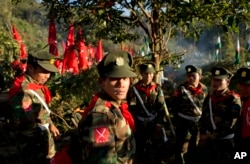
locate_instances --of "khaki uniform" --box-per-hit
[77,51,137,164]
[199,67,241,164]
[172,65,208,164]
[78,92,136,163]
[8,50,59,163]
[129,63,167,164]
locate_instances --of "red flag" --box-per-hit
[61,25,79,74]
[12,25,27,59]
[48,19,59,56]
[77,28,88,71]
[96,40,104,62]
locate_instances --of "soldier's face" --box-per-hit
[101,77,130,100]
[186,73,201,86]
[211,78,229,91]
[141,72,154,85]
[238,83,250,98]
[28,65,51,84]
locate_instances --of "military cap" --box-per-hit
[97,51,137,77]
[185,65,202,75]
[236,67,250,84]
[211,66,233,79]
[28,50,59,72]
[139,63,156,73]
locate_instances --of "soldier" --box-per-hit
[234,67,250,164]
[199,66,241,164]
[8,50,60,163]
[129,63,167,164]
[172,65,208,164]
[77,51,137,163]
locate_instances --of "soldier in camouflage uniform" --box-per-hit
[199,66,241,164]
[129,63,167,164]
[77,51,136,164]
[172,65,208,164]
[233,67,250,164]
[8,51,60,164]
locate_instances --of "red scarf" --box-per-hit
[8,75,52,104]
[241,99,250,138]
[81,94,135,132]
[188,83,203,95]
[135,83,157,97]
[105,101,136,132]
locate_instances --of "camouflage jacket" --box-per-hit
[78,92,136,164]
[172,82,208,117]
[8,74,53,131]
[199,88,241,138]
[129,81,166,125]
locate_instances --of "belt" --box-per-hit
[38,123,49,131]
[220,133,234,139]
[136,113,157,122]
[178,112,201,122]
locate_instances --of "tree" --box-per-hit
[13,0,250,82]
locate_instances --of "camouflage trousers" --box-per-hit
[175,116,200,164]
[17,126,56,163]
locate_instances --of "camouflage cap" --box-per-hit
[185,65,202,75]
[97,51,137,78]
[211,66,233,79]
[236,67,250,84]
[139,63,155,73]
[28,50,59,72]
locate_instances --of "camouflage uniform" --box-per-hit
[172,65,208,164]
[234,67,250,164]
[129,63,167,164]
[77,51,136,164]
[199,67,241,164]
[8,51,59,163]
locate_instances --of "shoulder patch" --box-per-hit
[94,127,110,144]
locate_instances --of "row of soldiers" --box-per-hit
[5,49,250,164]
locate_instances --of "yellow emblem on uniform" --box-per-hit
[116,57,124,66]
[187,68,191,72]
[148,64,152,68]
[215,70,220,75]
[241,71,247,77]
[50,59,55,64]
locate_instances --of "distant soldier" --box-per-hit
[129,63,168,164]
[77,51,136,163]
[8,51,60,164]
[234,67,250,164]
[172,65,208,164]
[199,66,241,164]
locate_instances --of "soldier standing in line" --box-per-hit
[8,50,60,164]
[234,67,250,164]
[129,63,168,164]
[172,65,208,164]
[77,51,137,164]
[199,66,241,164]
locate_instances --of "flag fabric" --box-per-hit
[96,40,104,62]
[234,36,240,64]
[48,19,59,56]
[12,25,27,59]
[216,34,222,49]
[143,36,150,54]
[77,28,88,71]
[246,38,250,52]
[61,25,79,74]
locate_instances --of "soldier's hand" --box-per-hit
[50,124,60,137]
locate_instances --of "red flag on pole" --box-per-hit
[77,28,88,71]
[12,24,27,59]
[61,25,79,74]
[96,40,104,62]
[48,19,59,56]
